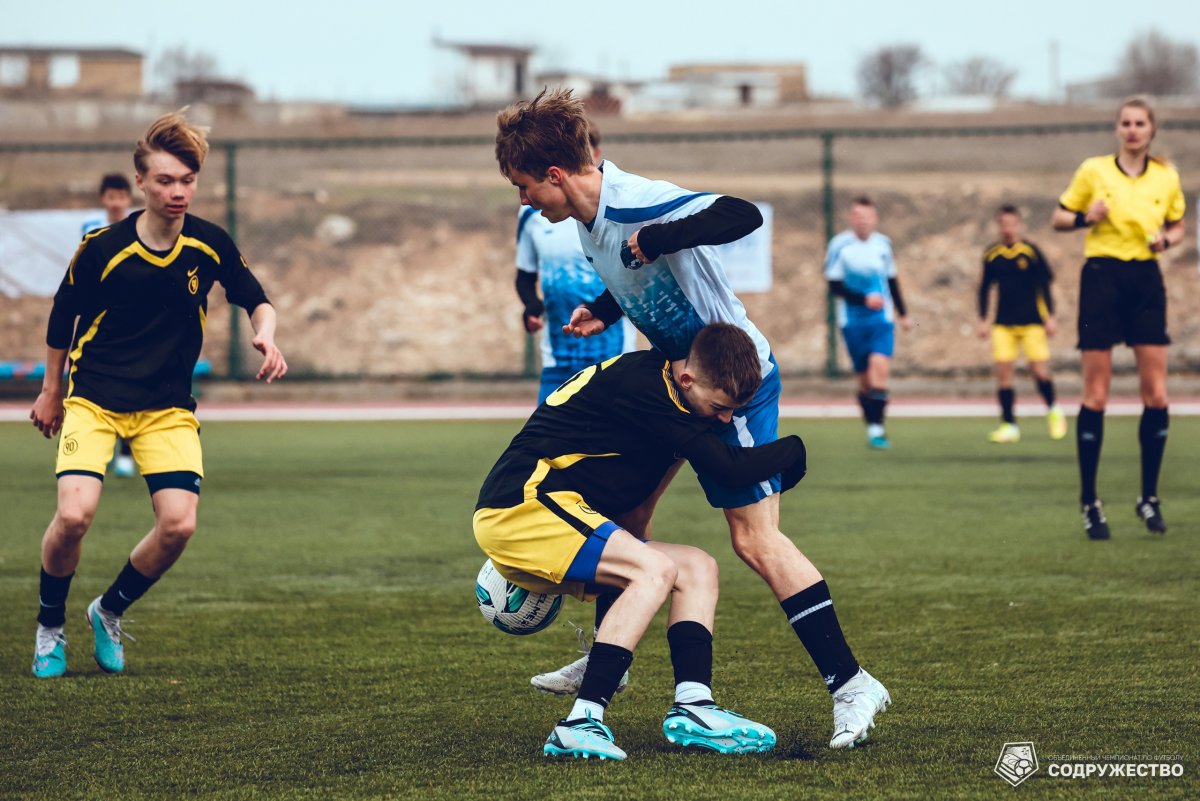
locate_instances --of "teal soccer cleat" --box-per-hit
[86,597,130,674]
[662,702,776,754]
[544,712,627,760]
[32,625,67,678]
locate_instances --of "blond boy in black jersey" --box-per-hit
[30,110,287,678]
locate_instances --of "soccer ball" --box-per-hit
[475,559,562,635]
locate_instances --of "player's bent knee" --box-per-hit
[729,525,785,569]
[52,508,94,542]
[678,548,719,592]
[631,550,677,594]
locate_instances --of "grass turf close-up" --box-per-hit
[0,417,1196,800]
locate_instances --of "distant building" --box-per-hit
[669,62,808,104]
[434,39,534,108]
[175,78,255,106]
[533,71,636,114]
[1064,76,1129,105]
[0,46,142,98]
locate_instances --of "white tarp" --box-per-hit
[0,208,106,298]
[716,202,772,293]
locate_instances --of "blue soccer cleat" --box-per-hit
[32,625,67,678]
[544,711,627,760]
[662,702,776,754]
[868,435,891,450]
[86,597,130,674]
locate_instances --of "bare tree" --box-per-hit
[1116,30,1199,96]
[857,45,925,107]
[152,46,220,94]
[943,57,1017,98]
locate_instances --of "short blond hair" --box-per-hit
[134,108,209,175]
[495,88,594,180]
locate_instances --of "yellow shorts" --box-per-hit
[992,325,1050,363]
[57,396,204,479]
[473,490,619,601]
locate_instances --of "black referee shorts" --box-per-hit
[1077,258,1170,350]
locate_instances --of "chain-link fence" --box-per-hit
[3,121,1199,380]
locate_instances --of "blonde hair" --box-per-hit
[134,108,210,175]
[495,88,594,180]
[1117,94,1168,164]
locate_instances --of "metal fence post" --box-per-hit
[524,333,537,379]
[224,142,242,380]
[821,131,839,378]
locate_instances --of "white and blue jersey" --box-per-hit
[576,161,773,379]
[516,207,624,373]
[824,230,897,328]
[576,161,778,510]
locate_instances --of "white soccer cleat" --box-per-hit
[531,626,629,696]
[830,668,891,749]
[530,654,630,696]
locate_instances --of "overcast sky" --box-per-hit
[7,0,1200,105]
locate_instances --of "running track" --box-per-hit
[4,399,1199,422]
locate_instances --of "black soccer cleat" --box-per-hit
[1082,501,1110,540]
[1134,496,1167,535]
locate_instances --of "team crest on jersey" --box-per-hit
[577,501,599,516]
[1017,256,1029,270]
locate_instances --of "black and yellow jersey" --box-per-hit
[476,350,805,517]
[46,211,269,412]
[979,240,1054,326]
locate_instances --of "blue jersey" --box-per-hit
[516,207,623,370]
[824,230,897,327]
[575,161,773,377]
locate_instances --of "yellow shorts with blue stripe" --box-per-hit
[992,325,1050,363]
[56,396,204,480]
[473,490,620,601]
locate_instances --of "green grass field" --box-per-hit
[0,417,1196,800]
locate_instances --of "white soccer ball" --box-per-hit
[475,559,562,635]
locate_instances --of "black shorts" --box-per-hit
[1077,259,1170,350]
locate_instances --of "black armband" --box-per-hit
[514,270,544,326]
[636,196,763,263]
[583,289,624,327]
[887,277,908,317]
[1074,211,1088,229]
[827,280,867,306]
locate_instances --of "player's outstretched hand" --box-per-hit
[253,335,288,383]
[864,293,886,311]
[562,306,608,338]
[977,320,990,340]
[899,316,914,333]
[1044,316,1057,337]
[30,388,64,439]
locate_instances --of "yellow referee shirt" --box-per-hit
[1059,155,1185,261]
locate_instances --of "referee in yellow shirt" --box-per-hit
[1052,95,1185,540]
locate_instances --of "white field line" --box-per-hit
[3,400,1199,423]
